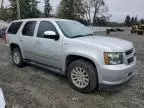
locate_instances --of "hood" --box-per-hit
[73,36,133,52]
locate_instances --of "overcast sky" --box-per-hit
[3,0,144,22]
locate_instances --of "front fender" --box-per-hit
[62,49,103,74]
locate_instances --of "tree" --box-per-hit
[134,17,138,25]
[29,0,41,18]
[56,0,109,26]
[57,0,74,19]
[44,0,52,17]
[0,0,4,19]
[0,0,10,21]
[124,15,131,27]
[83,0,92,25]
[8,0,41,20]
[131,17,135,26]
[0,0,3,8]
[73,0,86,19]
[0,8,9,21]
[57,0,86,20]
[90,0,105,23]
[84,0,109,26]
[107,22,124,27]
[140,19,144,24]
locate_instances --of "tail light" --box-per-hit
[4,34,8,44]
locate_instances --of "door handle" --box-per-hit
[36,41,41,44]
[18,38,23,42]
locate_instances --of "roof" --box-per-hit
[11,18,72,22]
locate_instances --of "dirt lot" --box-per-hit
[0,31,144,108]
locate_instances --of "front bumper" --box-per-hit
[98,57,136,85]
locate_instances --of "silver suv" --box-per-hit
[6,18,136,93]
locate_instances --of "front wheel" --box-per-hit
[67,60,98,93]
[12,48,25,67]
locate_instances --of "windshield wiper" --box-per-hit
[71,33,94,38]
[71,35,86,38]
[86,33,94,36]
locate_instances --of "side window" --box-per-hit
[7,22,23,34]
[37,21,57,38]
[22,21,36,36]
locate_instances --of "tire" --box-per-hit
[137,32,143,35]
[67,59,98,93]
[131,30,133,33]
[12,47,25,67]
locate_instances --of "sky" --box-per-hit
[3,0,144,22]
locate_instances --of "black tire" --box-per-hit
[137,32,143,35]
[131,30,133,33]
[12,47,25,67]
[67,59,98,93]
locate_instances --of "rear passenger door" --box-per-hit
[20,21,37,60]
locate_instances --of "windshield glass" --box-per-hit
[56,21,93,38]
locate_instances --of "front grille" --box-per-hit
[126,48,133,56]
[127,56,134,64]
[125,48,135,64]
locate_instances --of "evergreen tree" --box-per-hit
[57,0,74,19]
[131,17,135,26]
[0,0,4,19]
[9,0,41,20]
[0,0,11,21]
[124,15,131,27]
[140,19,144,24]
[134,17,138,25]
[57,0,86,20]
[44,0,52,17]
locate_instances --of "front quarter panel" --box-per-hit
[62,38,104,75]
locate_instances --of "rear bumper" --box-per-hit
[98,57,136,86]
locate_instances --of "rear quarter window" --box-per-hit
[7,22,23,34]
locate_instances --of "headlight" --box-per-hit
[104,52,123,65]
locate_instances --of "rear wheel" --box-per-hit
[67,59,98,93]
[12,48,25,67]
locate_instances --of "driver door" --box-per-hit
[34,21,63,69]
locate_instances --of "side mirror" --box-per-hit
[44,31,59,40]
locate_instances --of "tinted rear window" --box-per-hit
[8,22,23,34]
[22,21,36,36]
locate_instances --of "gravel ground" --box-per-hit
[0,31,144,108]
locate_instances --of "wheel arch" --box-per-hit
[65,54,97,74]
[10,43,24,58]
[10,43,20,52]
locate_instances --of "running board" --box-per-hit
[24,59,62,74]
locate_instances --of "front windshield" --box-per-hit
[56,21,93,38]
